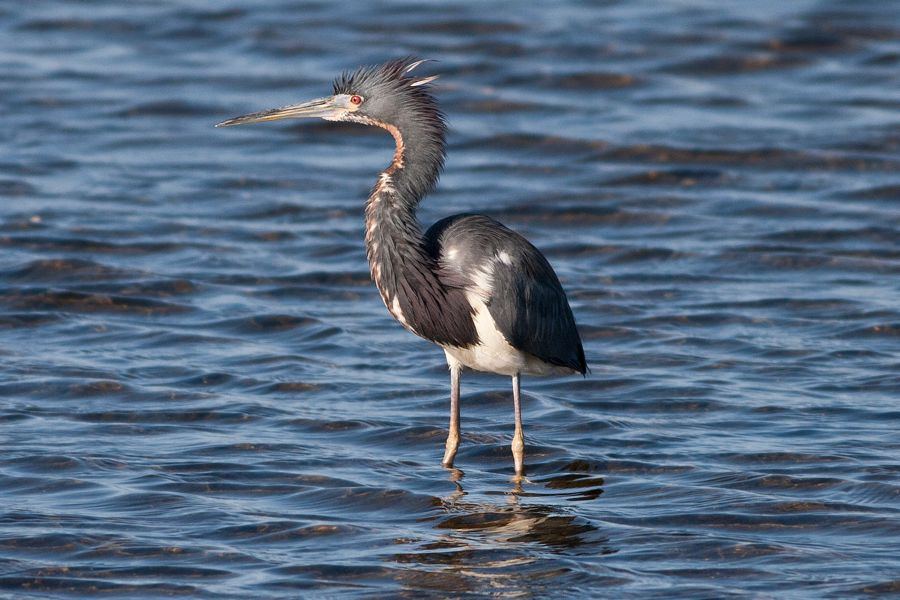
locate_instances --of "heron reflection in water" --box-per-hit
[218,59,586,475]
[391,468,607,595]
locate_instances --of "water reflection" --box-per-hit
[392,467,613,596]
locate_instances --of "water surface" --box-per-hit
[1,1,899,597]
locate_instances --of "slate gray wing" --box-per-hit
[425,213,587,374]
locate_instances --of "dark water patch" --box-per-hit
[786,245,899,262]
[5,454,82,473]
[640,94,749,108]
[210,522,362,544]
[0,312,63,329]
[0,576,197,596]
[865,51,900,65]
[763,226,898,245]
[217,180,309,195]
[599,460,695,476]
[46,379,129,399]
[0,412,33,425]
[849,580,900,595]
[0,216,47,233]
[0,235,190,255]
[247,229,296,243]
[715,247,898,273]
[497,203,674,228]
[74,409,257,425]
[85,278,200,299]
[722,452,849,466]
[3,258,135,283]
[11,564,230,581]
[0,158,79,177]
[2,475,102,497]
[0,179,37,196]
[604,168,727,187]
[0,288,191,315]
[175,371,257,390]
[133,330,242,351]
[690,297,871,320]
[811,374,900,395]
[759,500,877,514]
[840,97,900,110]
[613,511,897,533]
[459,98,541,113]
[211,314,322,335]
[803,10,900,42]
[600,144,900,171]
[363,19,525,35]
[725,473,845,493]
[458,133,605,156]
[17,17,143,34]
[286,417,378,434]
[842,184,900,200]
[182,7,247,21]
[450,40,528,58]
[607,247,690,263]
[837,323,900,338]
[460,162,582,180]
[762,30,855,53]
[254,286,368,302]
[624,311,772,329]
[663,53,810,75]
[0,378,212,404]
[151,478,310,498]
[576,393,724,415]
[505,71,640,90]
[256,381,321,394]
[257,270,372,288]
[294,485,441,517]
[264,563,396,592]
[116,100,220,118]
[69,540,238,563]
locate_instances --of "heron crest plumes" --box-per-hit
[331,58,447,203]
[332,57,441,96]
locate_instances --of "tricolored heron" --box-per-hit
[217,58,586,476]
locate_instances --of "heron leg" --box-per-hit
[441,362,461,468]
[512,372,525,476]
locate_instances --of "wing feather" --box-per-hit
[426,214,586,374]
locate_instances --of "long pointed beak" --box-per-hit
[215,96,341,127]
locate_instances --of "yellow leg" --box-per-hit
[512,373,525,476]
[441,363,461,468]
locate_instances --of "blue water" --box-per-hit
[1,1,899,597]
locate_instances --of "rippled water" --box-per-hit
[2,1,899,597]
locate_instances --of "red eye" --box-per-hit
[350,95,362,105]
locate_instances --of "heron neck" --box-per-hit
[363,121,443,335]
[363,117,444,247]
[373,118,442,208]
[360,118,477,347]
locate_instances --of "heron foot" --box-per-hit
[441,432,460,468]
[512,429,525,476]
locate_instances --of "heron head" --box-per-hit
[216,58,442,130]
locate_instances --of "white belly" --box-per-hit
[441,292,568,377]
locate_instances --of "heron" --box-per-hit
[217,58,586,476]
